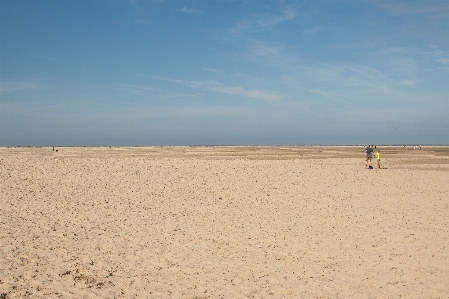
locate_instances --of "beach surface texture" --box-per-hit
[1,146,448,298]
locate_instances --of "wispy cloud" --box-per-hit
[0,81,38,93]
[380,2,449,18]
[181,7,201,14]
[119,84,158,95]
[247,40,285,57]
[302,63,387,88]
[399,80,417,87]
[433,48,449,66]
[302,27,321,36]
[206,85,284,103]
[305,89,346,104]
[152,76,285,103]
[186,80,285,103]
[231,5,296,33]
[119,84,201,99]
[255,6,296,27]
[28,54,58,61]
[284,62,411,106]
[201,67,222,73]
[133,20,151,25]
[436,57,449,65]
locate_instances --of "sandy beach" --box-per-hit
[1,146,448,298]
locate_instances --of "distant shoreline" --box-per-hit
[2,144,449,148]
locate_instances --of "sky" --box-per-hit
[1,0,448,146]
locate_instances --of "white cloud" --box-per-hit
[206,85,284,103]
[434,49,449,64]
[181,7,201,14]
[302,63,387,88]
[134,20,151,25]
[380,2,449,18]
[119,83,201,99]
[151,76,284,103]
[399,80,417,87]
[0,81,38,92]
[248,40,285,57]
[185,80,284,103]
[256,6,296,27]
[201,68,222,73]
[436,58,449,65]
[302,27,320,36]
[231,5,296,33]
[28,54,58,61]
[306,89,346,104]
[122,84,156,91]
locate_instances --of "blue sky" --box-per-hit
[1,0,448,146]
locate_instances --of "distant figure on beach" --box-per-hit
[365,145,373,169]
[375,150,381,169]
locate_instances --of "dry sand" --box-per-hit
[1,146,448,298]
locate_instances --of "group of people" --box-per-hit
[365,145,380,169]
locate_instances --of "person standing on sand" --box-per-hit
[375,150,381,169]
[365,145,373,168]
